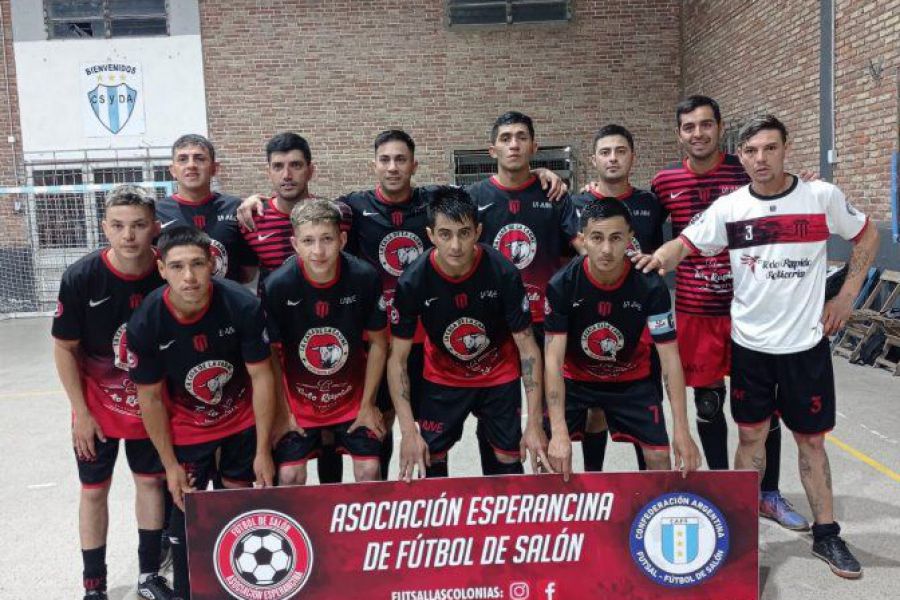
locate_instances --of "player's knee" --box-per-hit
[80,482,111,503]
[353,459,380,482]
[278,464,307,486]
[132,474,165,494]
[793,432,825,452]
[642,448,671,471]
[737,423,769,445]
[494,450,519,465]
[585,408,608,433]
[694,387,725,423]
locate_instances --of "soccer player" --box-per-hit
[128,226,277,599]
[157,134,257,282]
[544,199,701,480]
[638,114,877,578]
[264,200,388,484]
[388,186,546,480]
[53,185,174,600]
[572,123,666,472]
[652,96,801,528]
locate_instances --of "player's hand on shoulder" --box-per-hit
[348,404,386,440]
[632,251,662,274]
[547,434,573,482]
[536,168,568,201]
[580,180,601,194]
[236,193,267,231]
[72,410,106,460]
[798,170,820,182]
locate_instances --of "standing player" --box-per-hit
[265,200,387,484]
[128,226,277,599]
[652,96,801,528]
[544,199,701,479]
[53,186,174,600]
[388,186,546,479]
[639,115,877,578]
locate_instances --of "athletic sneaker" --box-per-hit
[138,574,178,599]
[812,535,862,579]
[83,592,107,600]
[760,490,810,531]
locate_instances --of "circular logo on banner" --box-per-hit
[629,492,730,588]
[493,224,536,269]
[379,231,424,277]
[185,360,234,405]
[112,323,136,371]
[443,317,490,361]
[298,327,349,376]
[210,238,229,278]
[214,509,313,600]
[581,322,624,361]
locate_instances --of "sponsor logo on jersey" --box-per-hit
[185,360,235,405]
[209,238,229,278]
[193,214,206,229]
[378,231,424,277]
[214,509,313,600]
[89,295,111,308]
[193,334,209,352]
[443,317,490,361]
[494,224,537,269]
[112,323,136,371]
[129,293,143,310]
[629,492,730,588]
[454,293,468,310]
[597,301,612,317]
[298,327,349,376]
[314,300,329,319]
[697,188,712,205]
[581,322,624,361]
[391,210,404,228]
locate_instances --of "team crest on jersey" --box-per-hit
[112,323,136,371]
[494,224,537,269]
[209,238,229,278]
[379,231,424,277]
[214,509,313,600]
[627,236,642,256]
[443,317,490,361]
[298,327,349,376]
[54,301,63,318]
[581,322,624,361]
[185,360,234,405]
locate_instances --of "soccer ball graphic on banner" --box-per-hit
[233,530,294,586]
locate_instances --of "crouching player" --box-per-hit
[544,199,701,478]
[264,200,388,483]
[128,226,276,599]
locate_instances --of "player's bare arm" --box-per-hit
[348,327,389,439]
[544,333,572,480]
[54,338,106,460]
[634,236,694,275]
[513,327,549,472]
[268,346,304,443]
[236,193,268,231]
[388,336,429,481]
[137,380,193,510]
[821,221,879,335]
[247,359,277,487]
[656,341,702,477]
[532,168,568,201]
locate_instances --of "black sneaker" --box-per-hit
[138,574,178,599]
[159,531,173,570]
[83,592,108,600]
[812,535,863,579]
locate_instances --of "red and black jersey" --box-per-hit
[393,244,531,387]
[571,186,665,254]
[127,278,270,445]
[52,249,164,439]
[652,153,750,316]
[263,253,386,428]
[544,258,676,382]
[467,175,579,323]
[341,186,435,335]
[156,192,257,281]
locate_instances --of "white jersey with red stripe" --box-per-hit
[680,176,867,354]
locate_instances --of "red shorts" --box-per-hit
[676,312,731,387]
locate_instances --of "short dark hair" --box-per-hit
[579,198,633,231]
[426,186,478,229]
[157,225,212,260]
[491,111,535,142]
[374,129,415,155]
[675,95,722,127]
[172,134,216,162]
[737,114,788,146]
[266,132,311,164]
[592,124,634,152]
[103,184,156,216]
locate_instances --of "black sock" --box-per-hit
[82,545,107,593]
[378,430,394,480]
[695,387,729,470]
[812,521,840,541]
[162,488,173,531]
[168,508,190,598]
[581,431,608,472]
[634,443,647,470]
[317,443,344,484]
[138,528,163,576]
[426,461,448,478]
[492,460,525,475]
[477,421,502,475]
[760,415,782,492]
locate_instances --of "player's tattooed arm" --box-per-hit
[513,328,550,473]
[656,341,702,476]
[544,332,572,480]
[54,338,106,460]
[137,381,193,510]
[822,221,879,335]
[388,337,429,481]
[349,328,388,439]
[247,359,277,487]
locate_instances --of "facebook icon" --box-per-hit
[544,582,556,599]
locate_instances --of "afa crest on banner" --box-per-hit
[81,62,146,136]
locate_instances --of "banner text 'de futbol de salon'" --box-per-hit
[186,471,758,600]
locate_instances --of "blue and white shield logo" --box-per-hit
[661,517,699,564]
[87,83,137,134]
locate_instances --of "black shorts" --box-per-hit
[76,437,164,486]
[560,377,669,450]
[730,337,835,435]
[274,420,382,464]
[174,426,257,489]
[532,322,545,354]
[418,379,522,459]
[377,343,426,414]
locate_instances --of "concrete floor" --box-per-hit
[1,316,898,599]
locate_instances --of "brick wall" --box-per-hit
[199,0,683,198]
[0,0,26,248]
